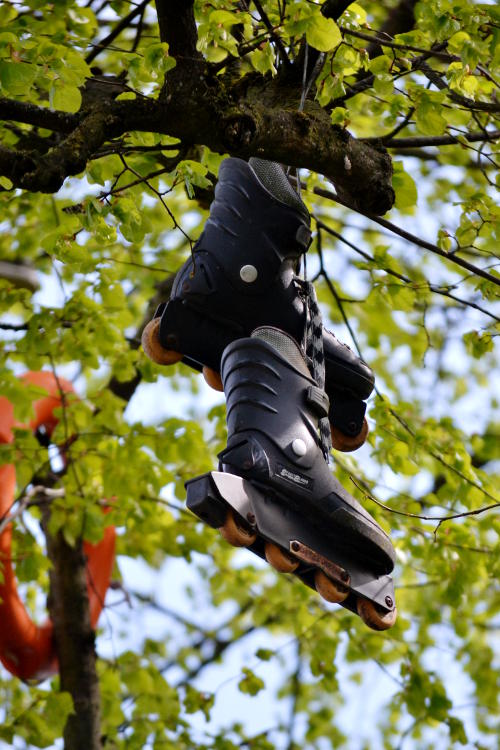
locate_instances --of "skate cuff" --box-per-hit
[305,385,329,418]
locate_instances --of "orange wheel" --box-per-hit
[141,318,183,366]
[357,598,397,631]
[314,570,349,603]
[331,418,369,453]
[265,542,299,573]
[219,510,256,547]
[202,366,223,392]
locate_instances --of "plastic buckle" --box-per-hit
[306,385,329,418]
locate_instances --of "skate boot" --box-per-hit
[142,157,373,451]
[185,327,397,631]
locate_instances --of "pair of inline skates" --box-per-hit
[142,158,397,631]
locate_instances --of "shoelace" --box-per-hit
[303,280,332,461]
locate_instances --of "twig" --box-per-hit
[379,129,500,149]
[85,0,150,65]
[340,26,456,61]
[317,219,500,321]
[252,0,291,68]
[350,477,500,524]
[307,183,500,289]
[0,486,65,535]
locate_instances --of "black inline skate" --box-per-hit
[142,157,373,452]
[186,327,397,631]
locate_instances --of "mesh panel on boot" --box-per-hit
[252,327,311,378]
[249,158,309,218]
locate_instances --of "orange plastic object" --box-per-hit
[0,372,116,682]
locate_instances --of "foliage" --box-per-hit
[0,1,499,749]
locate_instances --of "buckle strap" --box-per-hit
[306,385,329,419]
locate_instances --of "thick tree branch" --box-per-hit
[0,99,78,132]
[0,74,395,211]
[0,0,395,211]
[0,107,120,193]
[154,0,201,60]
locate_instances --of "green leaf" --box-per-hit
[0,4,17,25]
[255,648,274,661]
[0,61,36,95]
[183,685,214,720]
[305,15,341,52]
[238,667,265,696]
[447,717,468,744]
[463,331,494,358]
[52,84,82,113]
[144,42,176,76]
[392,162,418,210]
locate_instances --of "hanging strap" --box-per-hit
[302,280,332,460]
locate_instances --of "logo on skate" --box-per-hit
[276,463,312,489]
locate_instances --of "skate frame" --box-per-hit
[186,471,396,617]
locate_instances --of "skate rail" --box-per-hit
[187,471,396,626]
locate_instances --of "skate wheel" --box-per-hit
[202,366,223,392]
[314,570,349,604]
[141,318,183,366]
[357,598,397,631]
[264,542,299,573]
[331,418,369,453]
[219,510,257,548]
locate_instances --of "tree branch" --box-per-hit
[340,26,456,61]
[307,183,500,288]
[316,220,500,321]
[419,60,500,113]
[85,0,151,65]
[351,477,500,523]
[252,0,291,69]
[1,75,396,212]
[0,261,39,292]
[154,0,201,60]
[382,129,500,149]
[0,98,78,132]
[361,0,418,59]
[44,529,102,750]
[0,106,120,193]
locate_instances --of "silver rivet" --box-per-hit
[291,438,307,456]
[240,264,258,283]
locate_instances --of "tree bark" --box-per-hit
[45,527,102,750]
[0,0,396,214]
